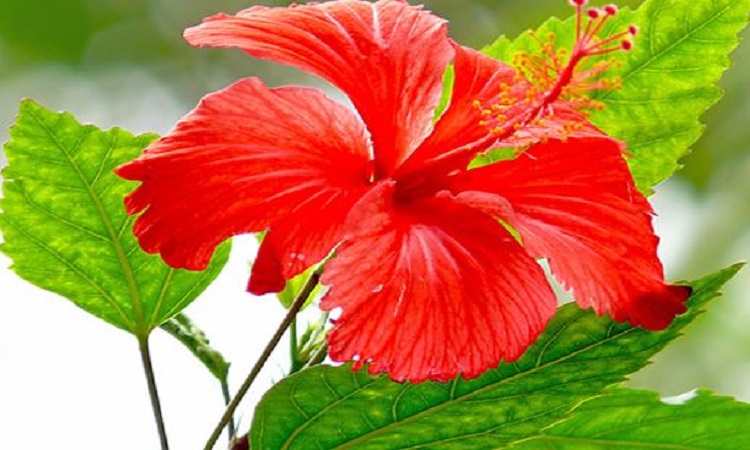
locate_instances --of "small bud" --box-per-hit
[569,0,588,6]
[587,8,601,19]
[621,40,633,50]
[628,25,639,36]
[604,5,618,15]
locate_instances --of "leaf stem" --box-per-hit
[202,266,323,450]
[138,336,170,450]
[290,315,300,373]
[302,342,329,371]
[221,377,236,443]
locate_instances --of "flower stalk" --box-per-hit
[220,378,236,443]
[202,265,324,450]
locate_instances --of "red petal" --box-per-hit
[398,44,516,178]
[116,78,370,271]
[320,183,556,383]
[248,189,360,295]
[450,137,690,330]
[184,0,453,177]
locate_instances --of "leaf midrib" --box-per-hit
[28,106,148,337]
[281,310,665,449]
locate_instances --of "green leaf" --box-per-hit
[468,147,517,168]
[484,0,750,194]
[160,313,230,382]
[0,100,229,338]
[591,0,750,194]
[481,33,513,61]
[512,388,750,449]
[249,265,742,450]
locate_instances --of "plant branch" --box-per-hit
[202,266,323,450]
[138,335,170,450]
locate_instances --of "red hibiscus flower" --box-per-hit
[116,0,690,383]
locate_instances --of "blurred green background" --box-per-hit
[0,0,747,401]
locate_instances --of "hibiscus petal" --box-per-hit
[248,190,360,295]
[398,44,516,178]
[184,0,453,177]
[116,78,370,272]
[320,182,556,383]
[450,137,690,330]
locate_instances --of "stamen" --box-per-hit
[476,1,637,146]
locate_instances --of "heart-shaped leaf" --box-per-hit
[0,100,229,338]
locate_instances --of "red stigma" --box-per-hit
[573,0,637,58]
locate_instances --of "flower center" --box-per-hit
[477,0,637,146]
[394,1,636,205]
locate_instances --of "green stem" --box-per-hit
[302,311,330,371]
[202,266,323,450]
[290,316,300,373]
[138,336,170,450]
[302,343,329,370]
[221,378,236,443]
